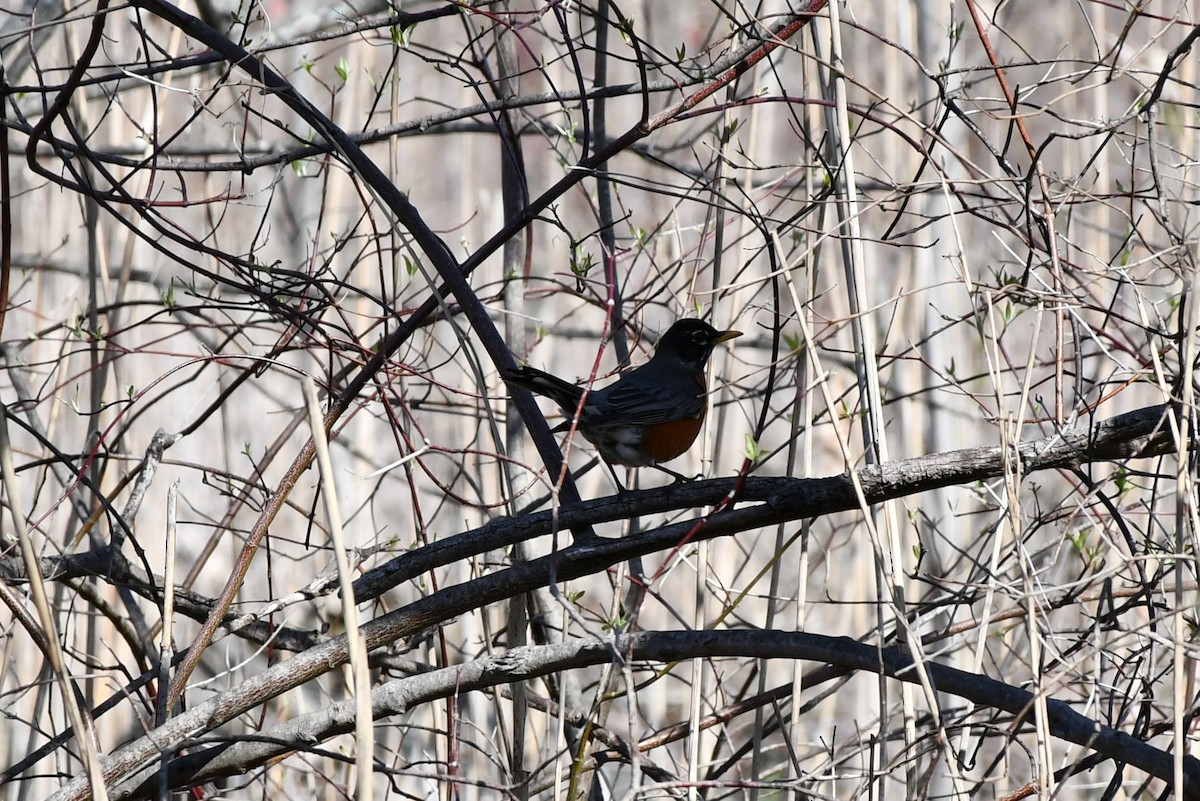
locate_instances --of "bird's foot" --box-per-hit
[651,464,695,483]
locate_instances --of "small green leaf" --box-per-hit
[618,16,634,46]
[555,117,577,143]
[744,433,763,463]
[67,384,81,414]
[1113,466,1130,496]
[602,612,628,632]
[570,248,593,277]
[335,56,350,83]
[392,22,417,47]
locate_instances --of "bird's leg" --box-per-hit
[649,464,697,483]
[604,460,631,493]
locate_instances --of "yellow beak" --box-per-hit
[712,329,743,344]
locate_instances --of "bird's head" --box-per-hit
[653,318,742,369]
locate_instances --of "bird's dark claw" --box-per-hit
[650,464,694,483]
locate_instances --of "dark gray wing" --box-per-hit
[590,364,704,426]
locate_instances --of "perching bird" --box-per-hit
[503,318,741,481]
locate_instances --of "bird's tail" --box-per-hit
[502,366,585,413]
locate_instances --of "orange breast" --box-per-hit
[637,414,705,463]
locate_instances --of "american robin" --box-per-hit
[503,318,742,481]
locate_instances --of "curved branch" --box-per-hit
[353,402,1177,600]
[115,630,1199,799]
